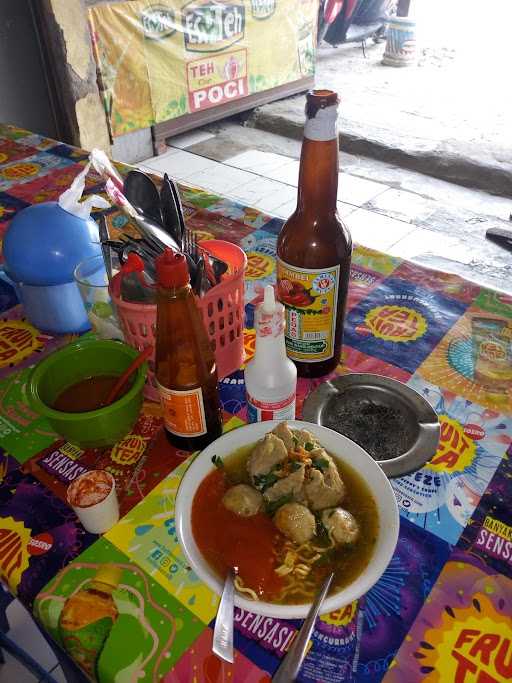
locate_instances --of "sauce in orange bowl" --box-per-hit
[192,468,284,599]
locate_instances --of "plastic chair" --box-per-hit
[0,630,58,682]
[0,584,59,682]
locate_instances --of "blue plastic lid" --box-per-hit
[3,202,101,286]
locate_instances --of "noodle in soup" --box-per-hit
[191,422,379,605]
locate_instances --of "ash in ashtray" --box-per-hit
[323,399,414,461]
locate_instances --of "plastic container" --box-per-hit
[26,338,147,448]
[2,202,101,334]
[245,285,297,422]
[110,240,247,401]
[67,470,120,534]
[382,16,417,67]
[74,255,123,340]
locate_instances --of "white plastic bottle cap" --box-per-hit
[262,284,276,314]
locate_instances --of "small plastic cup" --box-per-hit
[74,255,123,340]
[67,470,119,534]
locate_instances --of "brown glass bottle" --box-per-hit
[155,250,223,451]
[277,90,352,378]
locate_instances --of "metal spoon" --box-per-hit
[161,173,185,249]
[98,215,113,284]
[212,567,236,663]
[272,572,334,682]
[132,213,180,253]
[124,170,163,226]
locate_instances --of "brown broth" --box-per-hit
[194,443,379,604]
[52,375,130,413]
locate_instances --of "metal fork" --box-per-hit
[183,226,199,263]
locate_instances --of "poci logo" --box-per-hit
[182,0,245,52]
[141,4,176,39]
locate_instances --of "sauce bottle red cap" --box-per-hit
[156,249,190,287]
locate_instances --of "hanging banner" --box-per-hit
[88,0,317,137]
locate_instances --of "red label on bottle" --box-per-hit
[246,393,296,423]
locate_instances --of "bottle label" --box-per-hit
[255,299,285,338]
[304,104,338,141]
[247,393,296,423]
[277,259,340,363]
[156,384,207,437]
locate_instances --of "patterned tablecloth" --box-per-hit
[0,124,511,683]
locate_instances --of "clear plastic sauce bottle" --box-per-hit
[245,285,297,422]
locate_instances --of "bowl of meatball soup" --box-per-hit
[175,420,399,619]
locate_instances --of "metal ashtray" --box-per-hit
[302,373,440,478]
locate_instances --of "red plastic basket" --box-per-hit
[110,240,247,401]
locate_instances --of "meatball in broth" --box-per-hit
[322,508,360,545]
[222,484,263,517]
[274,503,316,544]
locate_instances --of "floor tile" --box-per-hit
[224,150,293,175]
[137,147,180,168]
[0,651,38,682]
[141,149,218,178]
[337,201,357,218]
[345,208,415,251]
[136,163,160,177]
[190,165,256,194]
[273,198,297,219]
[338,174,388,206]
[265,159,300,185]
[388,228,467,261]
[6,599,58,673]
[167,130,215,150]
[251,185,298,213]
[228,176,286,205]
[365,187,438,223]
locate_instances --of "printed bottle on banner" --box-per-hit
[245,284,297,422]
[155,249,222,451]
[58,565,121,676]
[277,89,352,378]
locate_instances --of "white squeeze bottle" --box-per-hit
[245,284,297,422]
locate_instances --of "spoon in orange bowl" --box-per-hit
[273,572,334,682]
[213,567,237,663]
[104,345,153,406]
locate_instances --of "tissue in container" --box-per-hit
[472,315,512,391]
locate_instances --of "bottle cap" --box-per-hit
[121,252,145,274]
[255,285,285,338]
[305,90,339,118]
[262,284,276,314]
[156,249,190,287]
[93,565,122,588]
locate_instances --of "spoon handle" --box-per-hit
[212,568,236,664]
[104,345,153,405]
[272,572,334,682]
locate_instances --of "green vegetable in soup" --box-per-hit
[211,455,224,469]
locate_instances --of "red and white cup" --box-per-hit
[67,470,119,534]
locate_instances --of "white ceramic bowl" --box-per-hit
[175,420,399,620]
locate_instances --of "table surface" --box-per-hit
[0,124,511,683]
